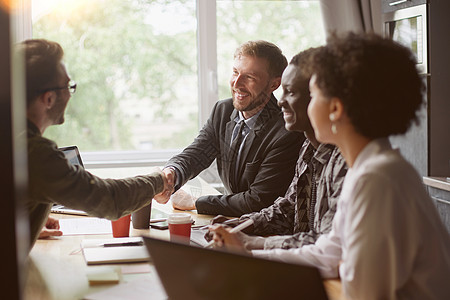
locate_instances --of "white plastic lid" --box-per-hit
[167,213,192,224]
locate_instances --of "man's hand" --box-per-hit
[208,223,265,250]
[38,216,63,239]
[154,168,175,204]
[171,189,197,210]
[208,224,250,254]
[204,215,239,241]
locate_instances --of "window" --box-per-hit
[216,0,325,100]
[32,0,198,152]
[29,0,324,164]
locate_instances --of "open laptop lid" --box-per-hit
[59,145,84,168]
[51,145,87,215]
[143,236,329,300]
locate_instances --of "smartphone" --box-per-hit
[150,221,169,230]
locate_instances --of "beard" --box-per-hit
[232,82,271,112]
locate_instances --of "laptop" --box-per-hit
[60,145,84,167]
[51,146,88,215]
[143,236,329,300]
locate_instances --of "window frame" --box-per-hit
[18,0,323,169]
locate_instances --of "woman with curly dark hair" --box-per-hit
[304,32,450,299]
[212,33,450,299]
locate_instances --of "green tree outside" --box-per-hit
[33,0,324,152]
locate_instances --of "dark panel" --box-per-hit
[428,0,450,176]
[1,6,28,300]
[0,6,21,300]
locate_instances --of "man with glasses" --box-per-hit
[20,39,172,250]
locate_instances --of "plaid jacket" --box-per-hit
[241,140,347,249]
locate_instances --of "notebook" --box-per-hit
[143,236,329,300]
[82,237,149,265]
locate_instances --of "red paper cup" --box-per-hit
[168,213,192,243]
[111,215,131,237]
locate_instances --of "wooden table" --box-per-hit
[24,177,345,300]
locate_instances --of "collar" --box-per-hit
[301,139,337,166]
[233,110,261,131]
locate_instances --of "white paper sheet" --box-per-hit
[59,217,113,235]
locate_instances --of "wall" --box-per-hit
[428,0,450,176]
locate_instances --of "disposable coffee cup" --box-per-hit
[168,213,192,243]
[132,203,151,229]
[111,214,131,237]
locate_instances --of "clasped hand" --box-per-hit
[153,168,175,204]
[206,217,265,252]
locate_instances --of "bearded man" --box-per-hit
[156,40,303,217]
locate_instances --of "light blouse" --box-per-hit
[253,138,450,299]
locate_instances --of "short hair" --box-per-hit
[311,32,424,138]
[289,46,322,103]
[16,39,64,107]
[234,40,288,78]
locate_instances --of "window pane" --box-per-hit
[32,0,198,151]
[217,0,325,100]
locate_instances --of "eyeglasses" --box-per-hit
[42,81,77,95]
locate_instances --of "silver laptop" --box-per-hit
[51,146,88,215]
[143,236,329,300]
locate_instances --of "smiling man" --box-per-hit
[210,47,348,250]
[158,40,303,217]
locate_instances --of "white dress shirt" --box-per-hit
[253,138,450,299]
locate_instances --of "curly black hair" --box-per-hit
[311,32,424,138]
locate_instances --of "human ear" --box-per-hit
[40,91,57,110]
[269,77,282,92]
[328,97,344,121]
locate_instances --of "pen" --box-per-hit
[103,241,144,247]
[205,218,254,249]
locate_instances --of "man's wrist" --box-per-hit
[164,166,180,188]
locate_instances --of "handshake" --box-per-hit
[153,168,198,211]
[153,168,176,204]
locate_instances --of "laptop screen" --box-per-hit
[52,145,87,215]
[59,145,84,168]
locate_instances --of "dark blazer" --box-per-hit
[167,95,304,217]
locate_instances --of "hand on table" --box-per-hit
[38,216,63,239]
[171,189,197,210]
[154,168,175,204]
[208,224,258,253]
[204,215,239,241]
